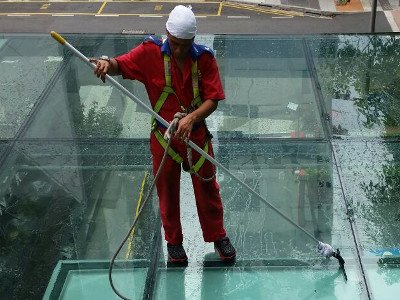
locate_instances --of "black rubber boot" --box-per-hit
[167,243,188,262]
[214,237,236,260]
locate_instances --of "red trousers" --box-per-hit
[150,127,226,245]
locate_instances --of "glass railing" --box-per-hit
[0,33,399,300]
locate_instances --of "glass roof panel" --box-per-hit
[19,34,326,140]
[208,35,324,139]
[0,35,64,138]
[310,35,400,138]
[155,265,364,299]
[0,140,157,299]
[1,33,400,300]
[153,141,366,299]
[332,139,400,299]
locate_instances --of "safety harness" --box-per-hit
[149,38,212,174]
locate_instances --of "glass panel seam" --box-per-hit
[142,217,162,300]
[304,38,372,299]
[331,142,373,300]
[302,39,331,140]
[16,53,72,140]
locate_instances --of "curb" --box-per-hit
[225,1,373,17]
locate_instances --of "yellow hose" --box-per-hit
[125,172,148,259]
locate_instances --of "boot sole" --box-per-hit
[215,247,236,260]
[168,255,188,263]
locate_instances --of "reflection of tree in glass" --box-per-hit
[315,36,400,135]
[377,258,400,286]
[0,170,76,300]
[316,36,400,250]
[73,101,123,137]
[359,164,400,247]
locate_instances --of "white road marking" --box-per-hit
[95,14,119,17]
[227,16,250,19]
[139,15,163,18]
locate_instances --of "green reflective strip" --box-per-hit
[192,96,202,108]
[153,130,183,164]
[153,55,174,113]
[191,60,201,109]
[165,75,171,87]
[163,86,174,93]
[193,87,199,100]
[154,86,174,113]
[191,60,199,96]
[154,92,168,113]
[189,140,209,173]
[164,54,171,86]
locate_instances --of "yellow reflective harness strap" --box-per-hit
[191,60,203,110]
[188,139,209,173]
[151,50,208,173]
[153,86,173,114]
[191,60,199,97]
[153,129,183,164]
[151,55,174,135]
[164,54,172,87]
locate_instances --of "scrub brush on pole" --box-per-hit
[317,241,347,281]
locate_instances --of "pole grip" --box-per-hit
[50,31,66,45]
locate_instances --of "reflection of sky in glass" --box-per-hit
[1,34,400,300]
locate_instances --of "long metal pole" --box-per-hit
[50,31,319,244]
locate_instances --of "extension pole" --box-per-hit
[50,31,319,244]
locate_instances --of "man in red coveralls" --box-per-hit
[90,5,236,262]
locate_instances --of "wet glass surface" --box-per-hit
[215,141,334,258]
[365,263,400,300]
[42,261,149,300]
[0,140,157,299]
[0,141,8,159]
[155,265,361,300]
[1,33,400,300]
[332,139,400,297]
[0,35,64,138]
[215,36,324,139]
[310,35,400,138]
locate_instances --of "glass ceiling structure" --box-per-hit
[1,33,400,300]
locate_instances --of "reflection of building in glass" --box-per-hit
[214,37,323,139]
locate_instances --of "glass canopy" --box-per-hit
[0,33,399,300]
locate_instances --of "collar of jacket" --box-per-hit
[161,38,214,61]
